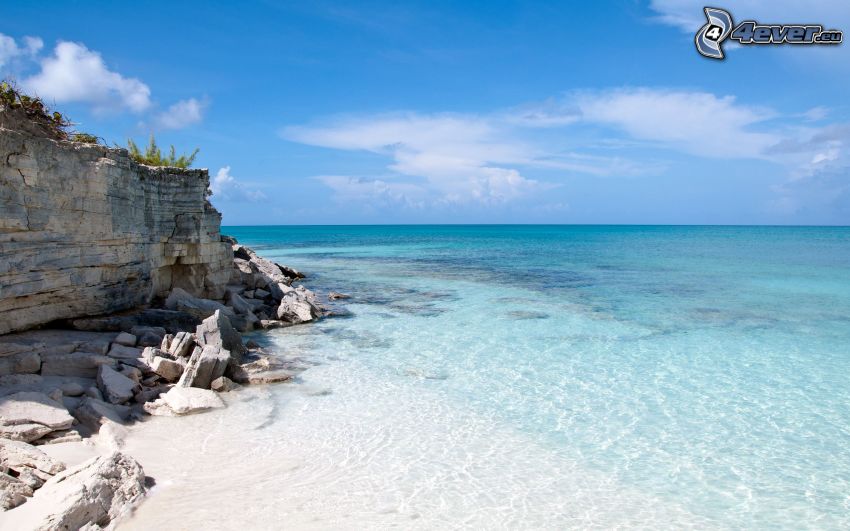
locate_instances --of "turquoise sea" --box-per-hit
[126,225,850,529]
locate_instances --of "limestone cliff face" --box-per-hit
[0,112,232,335]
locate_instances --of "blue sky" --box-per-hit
[1,1,848,225]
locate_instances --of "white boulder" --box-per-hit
[151,357,183,383]
[167,331,195,358]
[145,387,224,416]
[0,392,75,443]
[7,452,145,529]
[96,366,138,405]
[276,293,317,324]
[0,472,32,510]
[178,345,230,389]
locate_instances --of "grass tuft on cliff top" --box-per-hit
[127,135,199,169]
[1,80,101,143]
[1,80,72,138]
[2,80,200,168]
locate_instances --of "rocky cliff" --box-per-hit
[0,109,232,335]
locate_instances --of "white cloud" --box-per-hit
[810,145,839,166]
[573,88,778,158]
[210,166,267,202]
[573,88,850,216]
[282,90,783,205]
[0,33,42,69]
[0,34,207,126]
[533,152,667,177]
[500,99,580,128]
[23,41,151,112]
[801,106,829,122]
[155,97,207,129]
[763,123,850,217]
[284,113,548,205]
[285,87,850,216]
[317,175,428,207]
[769,168,850,219]
[284,88,780,206]
[648,0,713,31]
[22,37,44,56]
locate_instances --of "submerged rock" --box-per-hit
[259,319,287,330]
[245,339,260,349]
[324,306,354,319]
[228,352,296,385]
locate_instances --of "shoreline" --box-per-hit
[112,295,712,530]
[0,105,349,528]
[0,238,344,529]
[5,223,850,528]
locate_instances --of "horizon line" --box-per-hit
[221,223,850,228]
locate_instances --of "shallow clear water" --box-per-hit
[123,225,850,530]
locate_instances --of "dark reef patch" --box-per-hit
[505,310,550,320]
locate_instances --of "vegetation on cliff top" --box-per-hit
[2,80,103,144]
[127,135,199,169]
[70,132,100,144]
[1,80,73,139]
[3,80,200,168]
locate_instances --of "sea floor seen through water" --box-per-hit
[121,225,850,530]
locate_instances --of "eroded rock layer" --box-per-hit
[0,112,232,334]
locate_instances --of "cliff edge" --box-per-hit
[0,106,232,335]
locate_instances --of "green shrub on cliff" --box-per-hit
[0,80,72,138]
[71,132,100,144]
[2,81,200,161]
[2,80,105,145]
[127,135,199,168]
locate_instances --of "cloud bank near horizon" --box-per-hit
[282,87,847,215]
